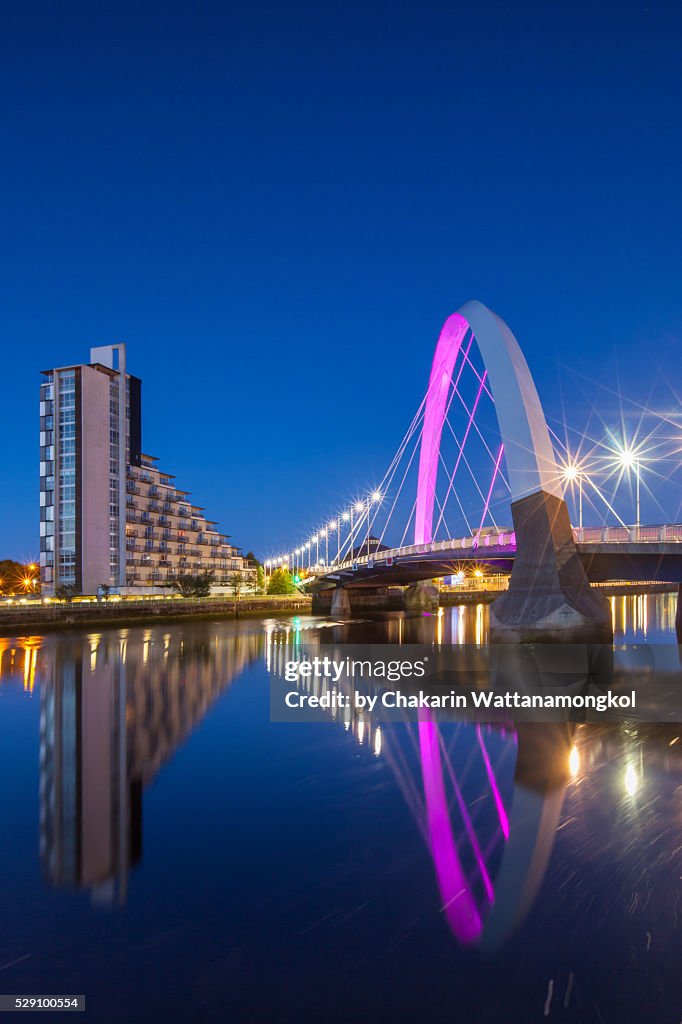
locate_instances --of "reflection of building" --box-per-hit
[40,640,139,905]
[38,627,260,905]
[39,344,250,595]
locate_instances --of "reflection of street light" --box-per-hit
[562,461,584,530]
[569,745,580,777]
[624,762,639,796]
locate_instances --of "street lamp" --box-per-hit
[320,526,328,566]
[562,462,584,531]
[341,510,350,563]
[365,491,382,557]
[328,519,339,565]
[618,448,641,528]
[351,502,364,562]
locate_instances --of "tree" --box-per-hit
[55,583,79,603]
[169,570,215,598]
[244,550,261,568]
[228,571,248,601]
[98,584,112,602]
[254,565,265,595]
[267,568,296,595]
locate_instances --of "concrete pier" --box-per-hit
[489,490,612,643]
[403,581,439,613]
[330,587,352,617]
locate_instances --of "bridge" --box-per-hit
[268,300,682,640]
[305,524,682,590]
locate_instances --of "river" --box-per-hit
[0,593,680,1022]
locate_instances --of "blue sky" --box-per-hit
[2,1,681,560]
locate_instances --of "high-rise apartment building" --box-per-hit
[40,344,250,595]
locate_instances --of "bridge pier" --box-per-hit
[676,585,682,645]
[404,581,439,613]
[489,490,612,643]
[330,587,352,617]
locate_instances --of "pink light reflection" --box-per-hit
[417,710,483,943]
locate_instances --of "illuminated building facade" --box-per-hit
[40,344,250,594]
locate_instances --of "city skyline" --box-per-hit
[2,2,682,560]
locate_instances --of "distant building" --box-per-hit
[40,344,251,595]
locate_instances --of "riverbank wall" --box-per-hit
[0,595,312,634]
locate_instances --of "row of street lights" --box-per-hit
[265,444,646,578]
[265,490,383,580]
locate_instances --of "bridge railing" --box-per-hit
[301,524,682,580]
[573,525,682,544]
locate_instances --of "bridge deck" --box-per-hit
[304,525,682,588]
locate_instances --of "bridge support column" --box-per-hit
[676,585,682,645]
[331,587,352,617]
[404,581,439,613]
[490,490,612,643]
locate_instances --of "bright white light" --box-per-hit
[563,463,580,482]
[354,501,365,513]
[312,534,319,543]
[328,520,337,531]
[624,763,639,796]
[371,490,382,503]
[620,449,637,470]
[569,745,580,776]
[341,511,350,522]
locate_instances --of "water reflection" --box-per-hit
[265,594,682,951]
[21,628,261,904]
[0,592,679,961]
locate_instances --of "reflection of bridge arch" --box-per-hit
[418,718,572,948]
[415,300,561,546]
[266,626,572,949]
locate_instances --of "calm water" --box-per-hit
[1,594,681,1023]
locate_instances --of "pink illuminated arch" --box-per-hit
[414,300,562,545]
[416,302,562,943]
